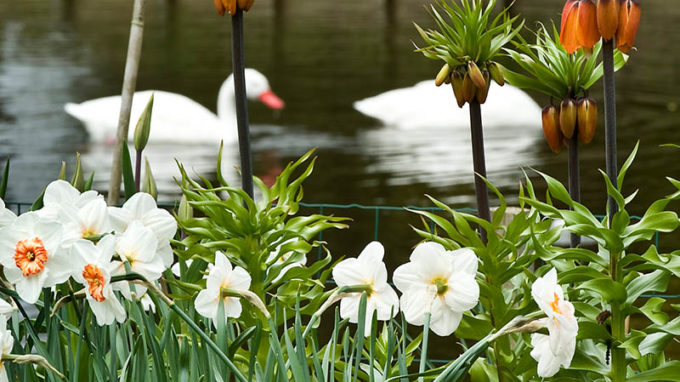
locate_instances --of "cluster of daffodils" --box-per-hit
[0,180,177,325]
[541,97,597,153]
[560,0,640,54]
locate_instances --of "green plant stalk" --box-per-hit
[603,39,618,217]
[135,148,142,192]
[418,312,431,382]
[568,135,581,247]
[610,250,625,381]
[469,100,490,243]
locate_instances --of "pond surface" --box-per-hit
[2,0,680,361]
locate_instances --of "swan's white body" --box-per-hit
[65,69,283,144]
[353,80,540,129]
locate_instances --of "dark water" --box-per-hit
[2,0,680,361]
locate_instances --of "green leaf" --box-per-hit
[626,361,680,382]
[578,279,627,303]
[625,270,670,304]
[638,297,669,326]
[122,142,136,200]
[0,158,8,199]
[618,329,646,359]
[638,333,673,357]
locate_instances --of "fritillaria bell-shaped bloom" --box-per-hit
[542,105,564,153]
[616,0,641,54]
[213,0,254,16]
[332,242,399,337]
[560,0,599,54]
[530,268,578,378]
[596,0,620,40]
[393,242,479,337]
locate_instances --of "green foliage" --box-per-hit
[505,24,627,99]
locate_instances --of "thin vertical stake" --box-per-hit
[231,9,254,198]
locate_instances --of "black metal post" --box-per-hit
[231,9,254,199]
[469,101,490,243]
[603,39,617,219]
[568,135,581,247]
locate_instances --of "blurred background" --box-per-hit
[1,0,679,259]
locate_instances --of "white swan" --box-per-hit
[353,80,540,129]
[65,69,284,144]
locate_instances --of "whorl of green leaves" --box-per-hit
[174,146,349,318]
[414,0,523,67]
[504,24,627,99]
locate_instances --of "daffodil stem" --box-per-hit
[134,148,142,192]
[108,0,147,205]
[231,9,254,199]
[603,39,618,220]
[468,100,490,243]
[568,135,581,247]
[418,312,431,382]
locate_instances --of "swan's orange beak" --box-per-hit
[259,89,285,110]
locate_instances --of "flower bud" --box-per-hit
[597,0,620,41]
[134,94,154,153]
[542,106,564,153]
[237,0,254,12]
[435,64,451,87]
[462,72,477,104]
[451,71,466,108]
[58,161,67,180]
[71,153,84,192]
[577,0,600,50]
[178,194,193,222]
[577,98,597,144]
[616,0,640,54]
[559,98,577,139]
[488,62,505,86]
[214,0,254,16]
[467,61,486,89]
[560,0,581,53]
[141,157,157,200]
[475,70,491,104]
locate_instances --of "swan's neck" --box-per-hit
[217,77,236,122]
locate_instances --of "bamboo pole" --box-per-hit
[107,0,147,205]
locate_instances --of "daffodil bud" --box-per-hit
[141,157,157,200]
[134,94,154,153]
[559,98,577,139]
[596,0,620,41]
[71,153,84,192]
[467,61,486,89]
[178,194,193,221]
[577,98,597,144]
[542,105,564,153]
[475,70,491,104]
[488,62,505,86]
[435,64,451,87]
[58,161,67,180]
[462,72,477,103]
[451,71,466,108]
[616,0,640,54]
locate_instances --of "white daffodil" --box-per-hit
[71,236,126,325]
[530,268,578,378]
[0,212,70,303]
[140,293,156,313]
[194,252,251,324]
[0,198,16,228]
[108,192,177,267]
[265,239,307,283]
[393,242,479,336]
[59,198,112,248]
[38,180,101,220]
[111,221,165,299]
[0,315,13,382]
[332,241,399,337]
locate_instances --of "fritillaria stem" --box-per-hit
[603,39,618,219]
[231,9,254,199]
[468,101,490,243]
[108,0,147,205]
[568,135,581,247]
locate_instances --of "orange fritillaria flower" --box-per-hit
[560,0,599,54]
[596,0,620,40]
[616,0,641,53]
[213,0,254,16]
